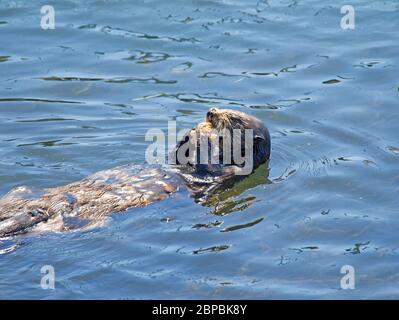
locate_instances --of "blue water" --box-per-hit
[0,0,398,299]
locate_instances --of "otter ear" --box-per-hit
[254,133,265,141]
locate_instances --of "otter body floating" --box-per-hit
[0,108,270,238]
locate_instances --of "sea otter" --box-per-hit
[0,108,270,238]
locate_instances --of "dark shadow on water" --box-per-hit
[204,162,271,217]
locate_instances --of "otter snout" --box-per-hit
[206,108,218,123]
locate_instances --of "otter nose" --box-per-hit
[206,108,218,122]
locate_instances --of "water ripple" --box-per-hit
[36,76,177,84]
[221,217,264,233]
[0,98,83,104]
[76,24,201,43]
[193,244,230,255]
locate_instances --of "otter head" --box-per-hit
[206,107,252,131]
[172,108,270,177]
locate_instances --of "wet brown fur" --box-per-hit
[0,166,182,236]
